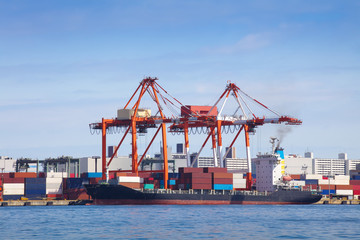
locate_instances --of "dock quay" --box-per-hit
[315,198,360,205]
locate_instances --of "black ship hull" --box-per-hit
[84,184,322,205]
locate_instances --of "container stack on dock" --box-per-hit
[351,180,360,196]
[2,172,35,200]
[46,172,65,199]
[25,178,46,200]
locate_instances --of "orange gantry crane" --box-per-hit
[169,82,301,189]
[90,78,301,190]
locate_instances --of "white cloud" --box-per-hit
[212,33,271,54]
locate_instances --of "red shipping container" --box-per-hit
[191,183,212,190]
[186,178,212,184]
[115,172,137,177]
[353,190,360,195]
[119,182,141,188]
[350,180,360,185]
[322,176,328,180]
[212,173,233,179]
[352,185,360,190]
[0,173,10,178]
[179,167,204,174]
[70,173,75,178]
[138,173,152,178]
[47,194,63,199]
[336,185,353,190]
[319,184,335,190]
[183,172,212,179]
[203,167,227,173]
[3,177,25,183]
[10,172,37,178]
[212,178,233,184]
[304,184,318,190]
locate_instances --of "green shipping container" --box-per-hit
[144,184,154,189]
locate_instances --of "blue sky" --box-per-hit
[0,0,359,160]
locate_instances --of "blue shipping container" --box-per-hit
[2,195,23,200]
[305,179,319,185]
[354,175,360,180]
[83,172,103,178]
[25,178,46,196]
[213,184,233,190]
[26,189,46,195]
[321,190,335,195]
[161,180,176,185]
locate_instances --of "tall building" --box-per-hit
[225,147,236,158]
[313,158,346,176]
[108,146,118,158]
[224,158,248,172]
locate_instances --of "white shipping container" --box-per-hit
[118,176,141,183]
[117,109,151,120]
[233,183,247,189]
[46,189,63,194]
[233,173,244,179]
[3,183,24,195]
[46,172,67,178]
[46,178,63,183]
[335,175,350,181]
[233,179,246,184]
[305,174,323,180]
[336,190,353,196]
[318,179,337,185]
[291,180,306,186]
[46,178,62,194]
[333,180,350,185]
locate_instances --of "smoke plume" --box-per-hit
[277,126,292,148]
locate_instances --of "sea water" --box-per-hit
[1,205,359,239]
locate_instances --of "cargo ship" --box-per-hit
[84,143,322,205]
[84,184,322,205]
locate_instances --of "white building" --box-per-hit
[284,155,313,175]
[346,159,360,175]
